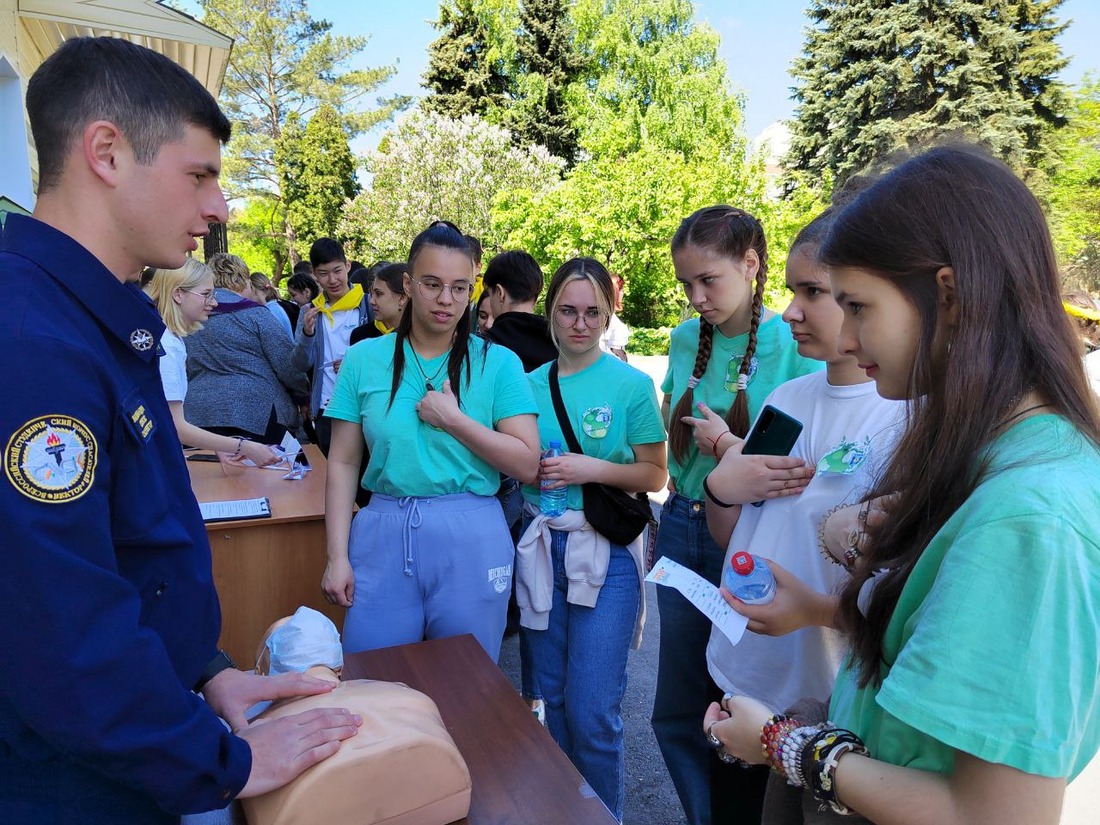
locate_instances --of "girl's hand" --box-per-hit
[321,558,355,607]
[722,559,837,635]
[707,441,813,504]
[703,694,773,765]
[416,379,461,429]
[538,452,601,488]
[681,401,735,457]
[239,440,283,467]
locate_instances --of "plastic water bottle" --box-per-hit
[539,440,567,517]
[724,552,776,604]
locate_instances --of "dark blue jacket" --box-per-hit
[0,214,250,822]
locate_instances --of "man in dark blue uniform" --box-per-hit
[0,37,360,823]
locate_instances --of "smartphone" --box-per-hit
[742,405,803,457]
[186,453,221,463]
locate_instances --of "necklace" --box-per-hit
[407,339,450,391]
[996,402,1049,432]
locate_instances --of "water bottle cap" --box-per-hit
[730,552,755,575]
[549,440,562,449]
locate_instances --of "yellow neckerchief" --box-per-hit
[374,318,393,335]
[1064,301,1100,322]
[313,284,364,326]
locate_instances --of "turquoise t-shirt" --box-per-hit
[522,353,666,511]
[830,415,1100,781]
[325,335,537,497]
[661,314,821,500]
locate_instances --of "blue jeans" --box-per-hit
[651,494,728,825]
[524,528,640,822]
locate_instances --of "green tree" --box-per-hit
[1047,76,1100,291]
[568,0,742,162]
[338,110,564,263]
[787,0,1070,190]
[227,196,291,279]
[277,104,361,250]
[508,0,585,164]
[200,0,409,259]
[423,0,513,119]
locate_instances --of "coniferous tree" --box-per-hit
[510,0,585,164]
[786,0,1070,190]
[278,105,361,248]
[423,0,511,118]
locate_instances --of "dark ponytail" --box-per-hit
[667,206,769,464]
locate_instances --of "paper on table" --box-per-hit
[645,556,748,646]
[199,496,271,523]
[237,431,303,470]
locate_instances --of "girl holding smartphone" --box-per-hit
[707,146,1100,825]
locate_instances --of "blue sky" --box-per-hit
[182,0,1099,150]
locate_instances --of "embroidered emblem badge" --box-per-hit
[5,415,98,503]
[129,329,154,351]
[582,404,613,439]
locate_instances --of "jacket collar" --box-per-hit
[2,213,165,362]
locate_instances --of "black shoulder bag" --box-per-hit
[548,362,653,546]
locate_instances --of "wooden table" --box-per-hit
[343,635,618,825]
[187,445,343,665]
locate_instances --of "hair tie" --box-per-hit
[736,373,749,392]
[687,375,700,390]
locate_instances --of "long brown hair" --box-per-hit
[821,145,1100,687]
[668,206,768,463]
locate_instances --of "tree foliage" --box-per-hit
[1047,76,1100,291]
[200,0,409,261]
[422,0,513,119]
[277,104,361,250]
[338,111,564,263]
[787,0,1070,190]
[227,196,289,280]
[507,0,585,164]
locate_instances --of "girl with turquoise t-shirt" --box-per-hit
[652,206,821,825]
[707,146,1100,825]
[515,258,666,820]
[321,222,540,662]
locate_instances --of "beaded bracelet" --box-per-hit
[759,714,800,774]
[779,724,826,786]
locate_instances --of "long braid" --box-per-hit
[724,266,767,438]
[668,320,715,463]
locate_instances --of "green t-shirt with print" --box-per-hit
[830,415,1100,781]
[661,314,821,500]
[326,335,537,497]
[523,353,666,511]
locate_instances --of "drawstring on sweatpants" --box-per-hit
[398,496,424,575]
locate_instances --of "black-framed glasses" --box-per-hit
[412,276,472,302]
[554,306,605,328]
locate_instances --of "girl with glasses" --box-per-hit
[322,222,540,661]
[708,145,1100,825]
[145,259,283,466]
[515,257,667,820]
[652,206,822,825]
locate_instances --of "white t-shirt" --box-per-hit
[706,371,906,712]
[600,313,630,353]
[1085,349,1100,400]
[158,328,188,403]
[319,307,359,408]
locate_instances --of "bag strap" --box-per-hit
[548,361,585,455]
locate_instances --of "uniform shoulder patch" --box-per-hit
[5,415,98,503]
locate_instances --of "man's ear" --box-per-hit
[935,266,958,329]
[83,120,126,187]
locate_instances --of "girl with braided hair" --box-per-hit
[652,206,821,825]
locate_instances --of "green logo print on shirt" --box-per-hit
[582,405,613,439]
[817,437,872,476]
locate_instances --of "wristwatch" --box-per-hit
[194,649,237,693]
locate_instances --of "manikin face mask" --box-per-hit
[259,606,343,675]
